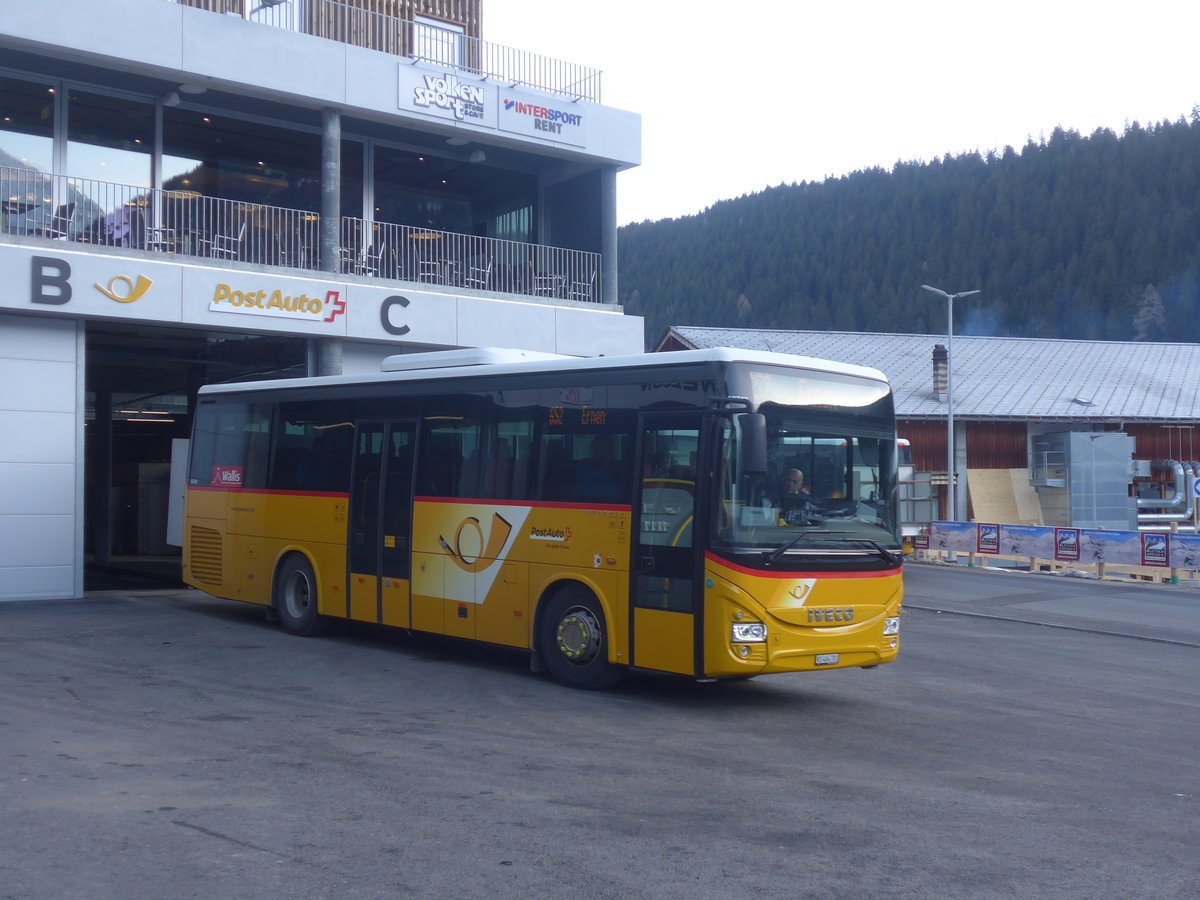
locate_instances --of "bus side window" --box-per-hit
[188,403,219,486]
[539,441,574,501]
[272,402,353,493]
[189,402,269,488]
[419,427,474,497]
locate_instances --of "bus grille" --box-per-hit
[189,526,223,585]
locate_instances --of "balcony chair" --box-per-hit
[339,242,378,276]
[532,269,566,298]
[41,202,75,240]
[198,220,246,260]
[566,268,597,302]
[462,256,493,290]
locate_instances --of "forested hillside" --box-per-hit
[617,115,1200,347]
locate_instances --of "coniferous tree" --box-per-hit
[620,116,1200,347]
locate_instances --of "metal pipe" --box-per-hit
[1136,460,1187,509]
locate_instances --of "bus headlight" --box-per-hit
[883,617,900,636]
[731,622,767,643]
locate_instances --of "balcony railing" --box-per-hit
[170,0,601,101]
[0,166,318,267]
[1,165,604,303]
[340,217,601,301]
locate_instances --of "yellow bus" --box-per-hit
[183,347,902,689]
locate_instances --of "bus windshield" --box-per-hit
[715,366,900,559]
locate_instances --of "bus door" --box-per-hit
[631,413,704,675]
[348,419,417,627]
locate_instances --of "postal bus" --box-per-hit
[182,347,903,689]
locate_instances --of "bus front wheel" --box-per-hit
[539,587,623,690]
[274,554,331,637]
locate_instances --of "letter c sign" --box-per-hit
[380,294,411,335]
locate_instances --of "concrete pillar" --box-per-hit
[91,390,112,565]
[600,167,618,305]
[317,109,343,377]
[318,339,342,377]
[320,108,341,275]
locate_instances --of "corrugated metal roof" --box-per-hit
[663,327,1200,422]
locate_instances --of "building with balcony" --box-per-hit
[0,0,643,599]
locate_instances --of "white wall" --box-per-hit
[0,313,83,601]
[4,0,641,167]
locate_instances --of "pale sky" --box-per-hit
[486,0,1200,225]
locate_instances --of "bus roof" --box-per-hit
[196,347,890,396]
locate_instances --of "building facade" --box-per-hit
[0,0,643,600]
[659,327,1200,526]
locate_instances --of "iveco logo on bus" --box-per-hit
[807,607,855,624]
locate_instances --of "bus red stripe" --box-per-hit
[414,496,630,511]
[189,486,349,498]
[187,486,629,511]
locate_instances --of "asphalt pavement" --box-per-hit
[1,566,1198,899]
[904,559,1200,646]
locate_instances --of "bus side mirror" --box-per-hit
[739,414,767,474]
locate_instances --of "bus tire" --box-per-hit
[538,586,623,690]
[274,554,331,637]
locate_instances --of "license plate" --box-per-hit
[814,653,840,666]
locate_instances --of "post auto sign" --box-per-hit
[209,282,346,323]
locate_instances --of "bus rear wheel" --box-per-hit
[274,554,331,637]
[539,587,623,690]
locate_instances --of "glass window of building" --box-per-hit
[414,16,465,67]
[374,145,470,232]
[341,139,363,219]
[161,108,321,211]
[0,76,56,236]
[66,90,155,241]
[67,90,154,188]
[0,75,54,174]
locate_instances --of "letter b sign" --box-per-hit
[31,256,72,305]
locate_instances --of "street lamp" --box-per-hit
[921,284,981,522]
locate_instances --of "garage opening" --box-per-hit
[85,322,306,590]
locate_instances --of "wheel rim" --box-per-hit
[554,605,602,666]
[282,569,312,620]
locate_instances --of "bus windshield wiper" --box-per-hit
[764,530,855,565]
[851,539,902,567]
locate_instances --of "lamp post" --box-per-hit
[921,284,980,522]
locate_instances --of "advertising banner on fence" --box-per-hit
[929,522,1200,570]
[1054,528,1080,561]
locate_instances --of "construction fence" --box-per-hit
[916,521,1200,582]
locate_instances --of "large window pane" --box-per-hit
[162,108,320,210]
[341,138,363,219]
[67,90,153,187]
[0,76,56,236]
[0,75,54,174]
[374,145,470,231]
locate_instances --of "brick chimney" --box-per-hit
[932,344,947,400]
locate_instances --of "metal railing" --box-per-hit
[2,166,605,303]
[0,166,318,267]
[339,216,602,302]
[171,0,601,101]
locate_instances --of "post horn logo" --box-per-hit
[789,582,814,602]
[439,512,513,573]
[94,274,152,303]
